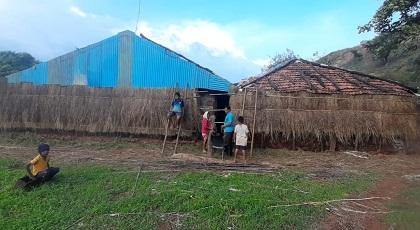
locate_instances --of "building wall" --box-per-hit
[6,31,231,92]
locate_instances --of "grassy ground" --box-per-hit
[0,158,374,230]
[387,182,420,230]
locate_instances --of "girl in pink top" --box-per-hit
[201,111,211,153]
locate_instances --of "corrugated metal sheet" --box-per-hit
[132,33,230,91]
[6,62,48,85]
[5,30,231,92]
[118,31,133,87]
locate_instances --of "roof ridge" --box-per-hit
[241,58,298,88]
[299,59,414,93]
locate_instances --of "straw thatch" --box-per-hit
[0,83,196,135]
[230,90,417,147]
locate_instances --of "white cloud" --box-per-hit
[252,58,271,68]
[0,1,376,83]
[115,19,261,81]
[0,1,125,60]
[69,6,87,18]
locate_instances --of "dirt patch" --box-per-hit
[110,191,131,201]
[158,213,190,230]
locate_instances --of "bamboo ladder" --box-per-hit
[161,87,188,156]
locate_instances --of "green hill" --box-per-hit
[318,41,420,91]
[0,51,38,78]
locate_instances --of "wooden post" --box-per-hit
[240,88,247,116]
[329,134,337,152]
[161,88,177,156]
[250,89,258,157]
[193,89,200,143]
[161,119,170,156]
[292,132,296,150]
[207,131,213,157]
[354,135,359,151]
[173,123,182,155]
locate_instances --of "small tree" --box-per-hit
[262,49,299,72]
[359,0,420,61]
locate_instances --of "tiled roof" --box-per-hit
[242,59,414,96]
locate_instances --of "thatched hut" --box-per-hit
[230,59,417,151]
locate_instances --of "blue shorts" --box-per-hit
[168,111,182,119]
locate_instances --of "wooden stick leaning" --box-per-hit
[250,89,258,157]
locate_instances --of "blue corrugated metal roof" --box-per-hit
[5,30,231,92]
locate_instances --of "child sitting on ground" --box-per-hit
[16,144,60,189]
[233,116,250,163]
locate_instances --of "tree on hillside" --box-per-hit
[262,49,299,72]
[0,51,38,77]
[359,0,420,61]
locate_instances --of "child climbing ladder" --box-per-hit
[161,91,185,156]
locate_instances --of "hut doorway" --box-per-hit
[196,89,230,149]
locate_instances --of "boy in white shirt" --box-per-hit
[233,116,249,163]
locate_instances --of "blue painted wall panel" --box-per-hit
[132,33,230,91]
[6,31,231,92]
[6,62,48,85]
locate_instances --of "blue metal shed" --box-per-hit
[6,30,231,92]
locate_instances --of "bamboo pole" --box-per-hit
[250,89,258,157]
[161,88,177,156]
[240,88,247,116]
[173,123,182,155]
[161,120,170,156]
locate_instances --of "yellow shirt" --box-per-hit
[30,154,49,175]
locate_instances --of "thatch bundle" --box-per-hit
[230,90,417,147]
[0,83,195,135]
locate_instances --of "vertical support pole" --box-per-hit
[292,132,296,150]
[250,89,258,157]
[193,89,200,143]
[329,134,337,152]
[173,123,182,155]
[240,88,247,116]
[207,127,213,157]
[161,121,170,156]
[354,135,359,151]
[161,88,176,156]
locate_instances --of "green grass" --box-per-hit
[386,182,420,230]
[0,158,373,229]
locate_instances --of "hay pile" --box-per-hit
[230,90,417,147]
[0,83,195,135]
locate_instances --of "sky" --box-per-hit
[0,0,382,82]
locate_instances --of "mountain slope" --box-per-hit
[0,51,38,78]
[318,42,420,90]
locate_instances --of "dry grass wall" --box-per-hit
[230,90,417,148]
[0,82,196,135]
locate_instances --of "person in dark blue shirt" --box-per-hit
[167,92,185,128]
